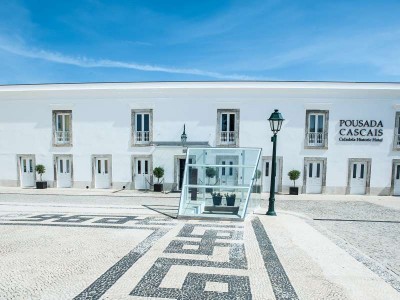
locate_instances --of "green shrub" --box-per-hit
[35,164,46,181]
[153,167,164,183]
[288,169,301,187]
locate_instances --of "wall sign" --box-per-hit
[338,120,383,142]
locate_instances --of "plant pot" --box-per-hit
[252,185,261,193]
[154,183,163,192]
[289,187,299,195]
[212,196,222,206]
[226,196,236,206]
[36,181,47,189]
[205,187,213,194]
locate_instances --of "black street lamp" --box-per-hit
[181,124,187,149]
[266,109,284,216]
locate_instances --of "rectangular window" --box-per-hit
[229,161,233,176]
[145,160,148,174]
[309,163,313,177]
[132,110,152,145]
[229,114,235,131]
[222,161,226,176]
[66,159,70,173]
[217,110,239,146]
[360,164,364,179]
[265,162,269,176]
[397,165,400,180]
[53,111,72,146]
[98,160,101,174]
[29,160,33,172]
[353,164,357,178]
[104,160,108,174]
[138,160,141,174]
[221,114,228,132]
[316,163,321,178]
[23,159,27,173]
[60,159,64,173]
[306,110,328,148]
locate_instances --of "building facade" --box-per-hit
[1,81,400,195]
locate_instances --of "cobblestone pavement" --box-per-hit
[276,200,400,292]
[0,195,399,299]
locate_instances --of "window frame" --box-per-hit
[131,109,153,146]
[52,110,72,147]
[304,110,329,149]
[393,112,400,150]
[216,109,240,147]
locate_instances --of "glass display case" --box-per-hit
[178,147,262,220]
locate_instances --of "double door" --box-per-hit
[262,159,280,193]
[19,155,35,187]
[305,160,323,194]
[134,157,151,190]
[55,156,72,188]
[349,162,367,194]
[217,156,239,186]
[94,157,111,189]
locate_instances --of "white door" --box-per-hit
[56,156,72,188]
[393,163,400,196]
[350,162,367,194]
[134,158,150,190]
[306,161,323,194]
[262,160,279,192]
[19,156,35,187]
[94,158,111,189]
[218,158,238,186]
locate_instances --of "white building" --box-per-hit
[1,81,400,195]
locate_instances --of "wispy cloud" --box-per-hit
[0,38,263,80]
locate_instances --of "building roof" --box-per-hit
[1,81,400,92]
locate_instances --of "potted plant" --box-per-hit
[205,167,216,193]
[211,192,222,206]
[153,167,164,192]
[288,169,301,195]
[225,193,236,206]
[252,169,262,193]
[35,164,47,189]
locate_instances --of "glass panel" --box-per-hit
[64,114,71,131]
[136,114,142,132]
[60,159,63,173]
[221,114,228,132]
[396,165,400,180]
[316,163,321,178]
[222,161,226,176]
[98,160,101,174]
[144,114,149,131]
[104,160,108,174]
[360,164,364,179]
[309,163,313,178]
[398,117,400,134]
[137,160,141,174]
[265,162,269,176]
[309,114,316,132]
[23,159,26,173]
[317,115,324,133]
[229,114,235,131]
[353,164,357,179]
[145,160,148,174]
[66,159,70,173]
[57,114,63,131]
[29,160,33,172]
[178,148,262,220]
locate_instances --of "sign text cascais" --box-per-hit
[338,120,383,142]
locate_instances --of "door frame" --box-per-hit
[390,159,400,195]
[262,156,283,193]
[346,158,371,195]
[302,157,327,194]
[174,154,187,191]
[91,154,112,188]
[132,154,153,190]
[53,154,73,188]
[16,154,36,187]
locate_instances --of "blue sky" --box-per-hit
[0,0,400,83]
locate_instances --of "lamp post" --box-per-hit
[181,124,187,152]
[266,109,284,216]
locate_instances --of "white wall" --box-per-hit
[0,82,399,194]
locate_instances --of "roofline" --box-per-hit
[1,80,400,92]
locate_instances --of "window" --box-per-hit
[53,111,72,146]
[217,109,239,146]
[393,112,400,149]
[305,110,328,148]
[132,109,153,146]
